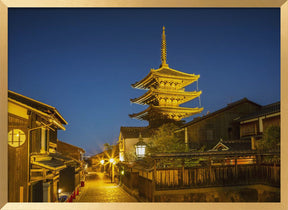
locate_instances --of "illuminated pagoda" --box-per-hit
[130,27,203,127]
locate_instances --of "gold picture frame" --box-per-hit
[0,0,287,209]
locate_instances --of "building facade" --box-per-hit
[238,101,280,149]
[118,127,152,162]
[56,140,86,197]
[8,90,85,202]
[8,90,68,202]
[179,98,261,150]
[57,140,85,162]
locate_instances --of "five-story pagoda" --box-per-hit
[130,27,203,127]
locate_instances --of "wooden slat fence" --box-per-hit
[153,164,280,190]
[122,172,139,189]
[138,176,154,201]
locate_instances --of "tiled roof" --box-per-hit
[220,140,251,152]
[120,126,152,139]
[209,140,251,152]
[131,67,199,90]
[238,101,280,122]
[33,158,66,171]
[180,98,261,128]
[57,140,85,153]
[156,68,198,78]
[38,159,65,168]
[49,152,74,162]
[8,90,67,125]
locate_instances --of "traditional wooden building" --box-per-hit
[208,139,255,165]
[118,127,152,162]
[129,27,203,127]
[238,101,280,149]
[209,139,251,152]
[55,140,85,196]
[57,140,85,162]
[8,90,67,202]
[178,98,261,150]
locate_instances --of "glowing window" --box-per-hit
[8,129,26,147]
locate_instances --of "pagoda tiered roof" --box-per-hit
[129,105,203,121]
[131,66,200,90]
[129,26,203,124]
[131,88,202,106]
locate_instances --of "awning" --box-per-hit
[50,152,81,168]
[50,152,74,162]
[32,156,66,171]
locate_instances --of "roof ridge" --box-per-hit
[222,140,251,143]
[261,101,280,108]
[155,67,197,76]
[237,101,280,122]
[120,126,149,129]
[57,139,85,153]
[181,98,261,128]
[8,90,68,125]
[8,90,56,109]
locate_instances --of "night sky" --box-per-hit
[8,8,280,155]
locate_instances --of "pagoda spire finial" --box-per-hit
[161,26,168,68]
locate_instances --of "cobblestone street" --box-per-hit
[75,172,137,202]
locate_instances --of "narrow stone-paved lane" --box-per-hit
[75,172,137,202]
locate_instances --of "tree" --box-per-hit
[103,143,113,151]
[124,150,137,162]
[257,125,280,151]
[147,123,185,154]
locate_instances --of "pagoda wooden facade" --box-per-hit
[130,27,203,126]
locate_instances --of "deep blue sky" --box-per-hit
[8,8,280,155]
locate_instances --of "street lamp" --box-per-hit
[119,155,124,162]
[135,133,147,159]
[57,188,62,202]
[109,158,115,183]
[100,159,105,172]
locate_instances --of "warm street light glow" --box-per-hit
[109,158,114,163]
[136,146,146,158]
[121,170,124,175]
[135,133,147,158]
[58,189,62,194]
[100,159,105,165]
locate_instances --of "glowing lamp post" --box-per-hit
[109,158,114,164]
[135,133,147,159]
[109,158,116,183]
[100,159,105,172]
